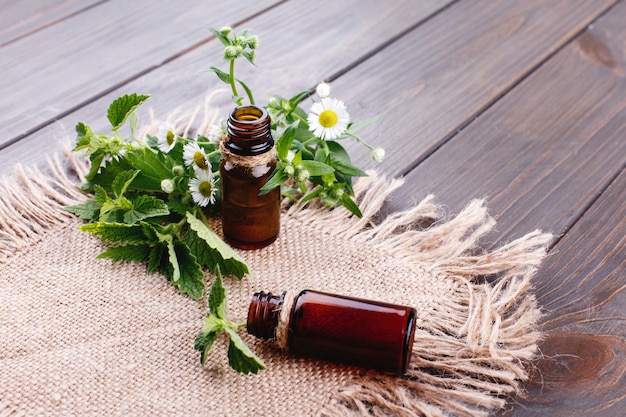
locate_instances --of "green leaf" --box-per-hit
[288,89,312,108]
[300,160,335,176]
[97,244,151,262]
[161,239,205,300]
[208,27,232,47]
[112,170,140,198]
[326,141,351,163]
[236,78,255,104]
[330,158,368,177]
[74,122,95,151]
[208,267,227,319]
[65,199,101,221]
[194,330,220,366]
[124,148,175,192]
[79,222,148,243]
[184,212,250,279]
[123,195,170,224]
[340,193,363,218]
[276,125,297,160]
[259,166,288,195]
[107,93,150,131]
[147,244,166,273]
[225,328,266,374]
[201,66,231,83]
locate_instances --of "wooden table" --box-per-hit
[1,1,624,415]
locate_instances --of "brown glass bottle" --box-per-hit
[247,290,417,374]
[220,105,280,249]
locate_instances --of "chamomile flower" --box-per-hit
[307,97,350,140]
[156,122,178,153]
[189,169,216,207]
[183,142,210,170]
[207,123,226,145]
[315,82,331,98]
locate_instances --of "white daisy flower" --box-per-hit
[207,123,226,145]
[156,122,178,153]
[315,82,331,98]
[189,169,216,207]
[307,97,350,140]
[183,142,210,170]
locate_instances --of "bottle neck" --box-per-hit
[247,291,285,340]
[226,105,274,156]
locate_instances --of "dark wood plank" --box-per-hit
[384,0,626,245]
[0,0,452,175]
[507,169,626,416]
[0,0,104,46]
[0,0,280,149]
[327,0,618,176]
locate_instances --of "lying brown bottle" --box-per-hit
[247,290,416,374]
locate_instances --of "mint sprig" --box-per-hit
[195,268,266,373]
[66,95,250,300]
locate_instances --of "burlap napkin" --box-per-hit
[0,155,551,417]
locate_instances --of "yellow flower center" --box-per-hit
[166,130,176,145]
[198,181,213,197]
[318,109,338,128]
[193,151,209,169]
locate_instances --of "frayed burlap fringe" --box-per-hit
[284,174,551,417]
[0,149,551,417]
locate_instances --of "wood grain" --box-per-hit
[0,0,104,46]
[386,0,626,245]
[0,0,452,175]
[326,0,618,176]
[0,0,280,149]
[506,169,626,416]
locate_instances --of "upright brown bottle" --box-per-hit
[220,105,280,249]
[247,290,417,374]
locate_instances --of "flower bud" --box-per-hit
[371,147,386,163]
[296,169,310,183]
[219,26,233,36]
[316,82,331,98]
[330,188,344,199]
[224,45,240,59]
[268,96,280,109]
[284,165,295,177]
[246,35,259,49]
[172,165,185,176]
[160,179,175,194]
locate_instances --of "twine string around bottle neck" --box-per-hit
[220,139,276,169]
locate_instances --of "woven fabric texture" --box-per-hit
[0,157,552,417]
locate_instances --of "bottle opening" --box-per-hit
[232,105,265,122]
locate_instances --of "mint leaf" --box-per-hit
[147,244,165,273]
[123,195,170,224]
[194,330,220,366]
[107,93,150,131]
[65,199,101,221]
[124,148,175,192]
[97,244,151,262]
[330,158,368,177]
[225,328,266,374]
[184,212,250,279]
[79,222,148,243]
[161,240,205,300]
[208,267,226,319]
[112,170,140,198]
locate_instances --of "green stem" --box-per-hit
[345,131,374,150]
[229,60,240,104]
